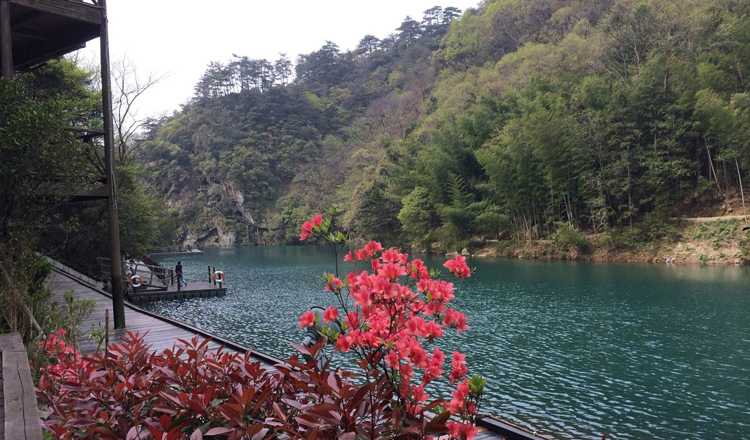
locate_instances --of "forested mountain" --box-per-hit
[140,0,750,253]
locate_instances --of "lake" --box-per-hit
[150,246,750,440]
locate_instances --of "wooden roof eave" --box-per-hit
[8,0,104,71]
[10,0,102,25]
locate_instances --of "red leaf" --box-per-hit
[205,427,234,436]
[159,413,172,430]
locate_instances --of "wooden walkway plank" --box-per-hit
[0,333,44,440]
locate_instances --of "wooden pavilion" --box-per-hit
[0,0,126,328]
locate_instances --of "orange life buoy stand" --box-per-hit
[213,270,226,283]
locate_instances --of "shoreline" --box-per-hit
[470,218,749,266]
[186,217,750,267]
[472,244,747,266]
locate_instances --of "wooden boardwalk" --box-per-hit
[49,270,280,365]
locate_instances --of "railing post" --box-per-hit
[0,0,14,78]
[208,265,211,283]
[212,266,216,286]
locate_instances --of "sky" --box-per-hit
[78,0,480,120]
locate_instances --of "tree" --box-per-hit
[357,35,381,55]
[442,6,462,25]
[0,76,90,239]
[474,210,509,240]
[398,187,434,240]
[0,65,98,340]
[112,56,165,166]
[274,53,293,86]
[397,16,422,45]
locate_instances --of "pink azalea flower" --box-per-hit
[325,277,344,292]
[334,334,351,352]
[412,384,429,403]
[424,320,443,339]
[323,306,339,323]
[298,310,315,328]
[449,351,468,384]
[364,241,384,258]
[310,215,323,227]
[385,350,400,370]
[444,254,471,279]
[299,221,313,241]
[449,379,470,413]
[447,421,478,439]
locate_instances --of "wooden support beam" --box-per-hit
[11,29,48,41]
[0,0,12,78]
[0,333,44,440]
[12,22,94,70]
[99,0,125,329]
[68,186,109,202]
[10,9,40,29]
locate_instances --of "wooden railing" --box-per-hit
[0,333,44,440]
[98,258,171,291]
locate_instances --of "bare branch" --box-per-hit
[110,55,168,165]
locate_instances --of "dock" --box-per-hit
[127,283,227,303]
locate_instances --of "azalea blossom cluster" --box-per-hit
[299,214,324,241]
[298,213,483,439]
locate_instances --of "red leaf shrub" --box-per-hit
[35,332,452,439]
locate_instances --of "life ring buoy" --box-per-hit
[130,275,143,288]
[213,271,225,283]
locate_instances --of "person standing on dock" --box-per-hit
[175,261,187,287]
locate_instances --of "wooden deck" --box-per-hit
[0,333,43,440]
[49,269,280,365]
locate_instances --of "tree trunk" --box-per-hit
[627,164,634,230]
[735,157,746,220]
[704,137,722,196]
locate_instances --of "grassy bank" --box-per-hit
[472,218,750,265]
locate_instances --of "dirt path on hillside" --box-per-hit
[674,214,748,222]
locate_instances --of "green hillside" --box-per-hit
[139,0,750,254]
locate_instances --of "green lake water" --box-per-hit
[150,246,750,440]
